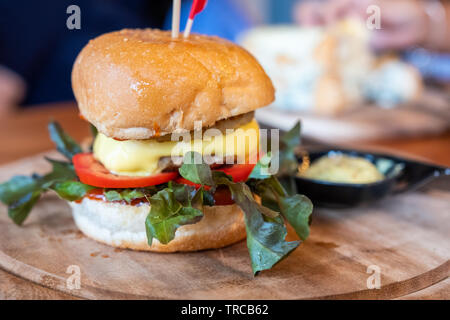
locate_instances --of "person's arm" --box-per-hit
[422,0,450,52]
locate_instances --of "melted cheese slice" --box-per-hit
[93,119,260,176]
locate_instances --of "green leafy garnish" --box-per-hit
[278,194,312,240]
[51,181,95,202]
[220,180,299,274]
[0,123,93,224]
[145,183,205,245]
[48,121,82,161]
[0,175,39,205]
[250,173,313,241]
[0,158,93,225]
[178,152,214,186]
[278,121,301,176]
[8,190,42,225]
[104,188,157,204]
[178,151,312,275]
[249,152,273,180]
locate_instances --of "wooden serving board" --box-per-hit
[0,153,448,299]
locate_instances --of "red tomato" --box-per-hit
[218,163,256,182]
[72,153,178,188]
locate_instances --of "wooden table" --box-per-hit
[0,102,448,299]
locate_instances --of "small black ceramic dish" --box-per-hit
[294,149,449,208]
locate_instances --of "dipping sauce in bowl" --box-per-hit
[300,154,384,184]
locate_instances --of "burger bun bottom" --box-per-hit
[69,198,246,252]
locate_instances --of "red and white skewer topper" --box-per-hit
[183,0,208,38]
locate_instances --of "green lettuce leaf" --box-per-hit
[278,194,313,241]
[40,158,78,187]
[250,176,313,241]
[0,175,39,205]
[51,181,95,201]
[8,190,41,225]
[104,187,160,203]
[278,121,301,177]
[48,121,82,161]
[178,152,214,186]
[223,180,299,275]
[145,186,203,245]
[179,152,302,275]
[249,152,272,180]
[0,123,93,225]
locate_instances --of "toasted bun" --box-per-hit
[72,29,275,140]
[69,198,246,252]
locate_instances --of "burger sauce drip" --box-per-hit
[153,122,160,137]
[75,187,235,206]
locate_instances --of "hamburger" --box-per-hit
[0,29,313,275]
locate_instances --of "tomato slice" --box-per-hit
[72,153,178,188]
[218,163,256,182]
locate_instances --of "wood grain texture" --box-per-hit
[0,269,77,300]
[0,154,448,299]
[396,278,450,300]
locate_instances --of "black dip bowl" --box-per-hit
[294,149,449,208]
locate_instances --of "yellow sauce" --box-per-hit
[301,154,384,184]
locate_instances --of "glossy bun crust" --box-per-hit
[72,29,274,140]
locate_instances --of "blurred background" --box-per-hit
[0,0,449,163]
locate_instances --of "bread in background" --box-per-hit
[239,19,423,116]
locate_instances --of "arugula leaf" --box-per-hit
[278,121,301,177]
[145,188,203,245]
[0,149,92,224]
[250,176,313,241]
[0,175,39,205]
[281,121,301,150]
[249,152,272,179]
[278,194,313,241]
[250,122,302,195]
[179,152,301,275]
[104,188,157,203]
[51,181,95,201]
[178,152,214,186]
[48,121,82,161]
[8,190,41,225]
[40,158,77,187]
[120,189,148,203]
[222,181,299,275]
[104,190,122,202]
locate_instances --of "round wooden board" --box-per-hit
[0,154,448,299]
